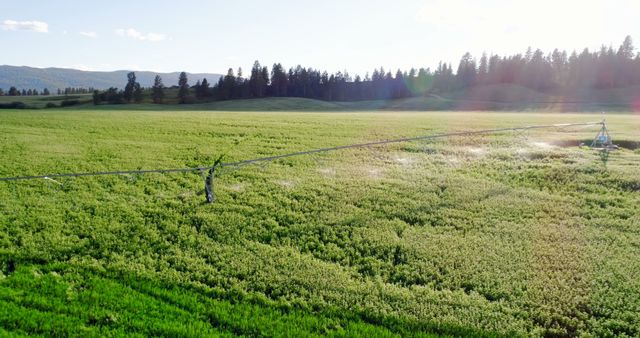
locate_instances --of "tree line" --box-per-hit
[0,87,50,96]
[0,87,97,97]
[438,35,640,92]
[57,87,95,95]
[91,35,640,104]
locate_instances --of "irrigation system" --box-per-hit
[0,119,615,203]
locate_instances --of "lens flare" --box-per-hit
[633,95,640,113]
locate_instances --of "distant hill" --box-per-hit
[0,65,222,91]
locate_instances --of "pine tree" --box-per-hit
[215,77,224,100]
[237,68,244,83]
[271,63,288,97]
[200,78,210,98]
[456,52,477,88]
[249,61,266,97]
[152,75,165,104]
[93,90,101,105]
[194,80,202,99]
[261,66,270,93]
[394,69,406,98]
[478,53,488,85]
[223,68,236,99]
[178,72,189,104]
[617,35,634,59]
[123,72,139,102]
[133,83,143,103]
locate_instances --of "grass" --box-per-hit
[0,264,420,337]
[0,108,639,336]
[84,95,640,112]
[0,93,94,108]
[4,83,640,111]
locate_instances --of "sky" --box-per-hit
[1,0,638,76]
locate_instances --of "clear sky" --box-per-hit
[1,0,638,76]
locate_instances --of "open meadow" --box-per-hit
[1,107,639,336]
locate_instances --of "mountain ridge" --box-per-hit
[0,65,222,91]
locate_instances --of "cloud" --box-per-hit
[115,28,166,42]
[79,31,97,38]
[1,20,48,33]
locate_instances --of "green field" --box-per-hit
[0,94,93,109]
[1,107,639,336]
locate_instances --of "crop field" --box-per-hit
[0,94,93,109]
[0,108,639,336]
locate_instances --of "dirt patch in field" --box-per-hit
[614,140,640,150]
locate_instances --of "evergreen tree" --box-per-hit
[456,52,477,88]
[249,61,266,97]
[93,90,101,105]
[152,75,165,104]
[550,49,568,86]
[617,35,634,59]
[123,72,140,102]
[237,68,244,84]
[415,68,432,94]
[133,83,143,103]
[194,80,202,98]
[214,77,224,100]
[616,36,635,86]
[478,53,488,84]
[271,63,288,97]
[178,72,189,104]
[222,68,236,99]
[393,69,407,98]
[261,66,270,95]
[200,78,210,98]
[236,68,250,98]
